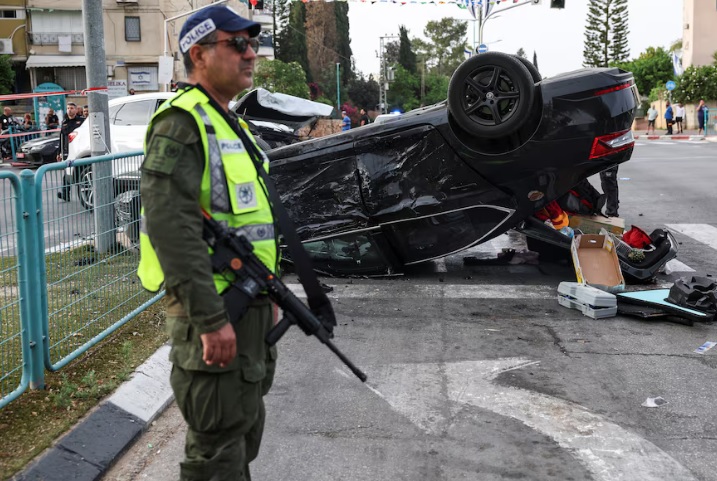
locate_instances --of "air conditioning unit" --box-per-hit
[0,39,14,55]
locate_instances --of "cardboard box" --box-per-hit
[570,234,625,293]
[569,214,625,236]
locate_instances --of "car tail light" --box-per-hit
[589,130,634,160]
[69,131,78,143]
[593,81,633,97]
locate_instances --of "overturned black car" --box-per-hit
[118,53,639,276]
[263,53,639,275]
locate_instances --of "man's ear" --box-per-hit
[189,44,209,70]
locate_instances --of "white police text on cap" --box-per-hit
[180,19,217,53]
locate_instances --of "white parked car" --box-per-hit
[64,93,174,208]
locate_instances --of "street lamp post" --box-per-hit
[479,0,539,44]
[336,63,341,113]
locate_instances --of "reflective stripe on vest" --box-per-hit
[195,105,231,214]
[140,214,273,243]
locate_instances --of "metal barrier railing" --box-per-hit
[0,151,164,409]
[0,172,30,407]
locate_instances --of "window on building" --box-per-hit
[125,17,141,42]
[35,67,87,91]
[1,10,18,18]
[31,11,82,33]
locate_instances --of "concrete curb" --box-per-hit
[633,135,705,141]
[14,345,174,481]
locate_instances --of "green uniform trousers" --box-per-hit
[168,298,277,481]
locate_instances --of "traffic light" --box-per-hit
[550,0,565,8]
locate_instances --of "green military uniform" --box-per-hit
[139,86,277,481]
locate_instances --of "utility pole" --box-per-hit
[82,0,114,254]
[378,34,398,114]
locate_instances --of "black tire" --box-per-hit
[448,52,535,139]
[514,55,542,84]
[76,166,94,210]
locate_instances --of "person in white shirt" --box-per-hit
[646,105,658,134]
[674,102,686,134]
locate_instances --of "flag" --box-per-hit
[672,52,683,77]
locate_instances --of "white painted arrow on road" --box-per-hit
[365,359,697,481]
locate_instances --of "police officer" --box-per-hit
[57,102,85,162]
[137,6,276,480]
[56,103,86,201]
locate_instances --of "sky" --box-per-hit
[346,0,683,78]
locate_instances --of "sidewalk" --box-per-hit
[13,346,174,481]
[633,128,707,141]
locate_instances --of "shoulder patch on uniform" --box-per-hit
[142,135,185,175]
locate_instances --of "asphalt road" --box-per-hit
[82,140,717,480]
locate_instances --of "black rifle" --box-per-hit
[202,210,367,382]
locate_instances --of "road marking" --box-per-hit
[666,224,717,252]
[367,359,698,481]
[286,283,555,300]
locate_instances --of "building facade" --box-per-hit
[682,0,717,68]
[5,0,256,96]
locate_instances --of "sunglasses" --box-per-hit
[200,36,260,54]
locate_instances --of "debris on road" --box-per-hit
[694,341,716,355]
[641,396,668,408]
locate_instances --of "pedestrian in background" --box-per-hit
[22,113,34,131]
[83,105,89,118]
[697,99,708,135]
[137,6,279,480]
[45,108,59,130]
[341,110,351,131]
[664,101,673,135]
[359,108,370,127]
[646,104,658,134]
[56,103,86,201]
[674,102,685,134]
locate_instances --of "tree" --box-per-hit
[516,48,526,59]
[347,74,380,110]
[423,72,449,106]
[533,51,539,71]
[417,18,468,77]
[334,2,354,86]
[253,59,311,98]
[583,0,629,68]
[0,56,15,95]
[398,25,417,74]
[673,65,717,104]
[387,65,420,112]
[384,41,400,66]
[305,2,354,99]
[613,47,672,98]
[275,2,311,82]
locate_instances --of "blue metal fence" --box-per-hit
[0,151,164,409]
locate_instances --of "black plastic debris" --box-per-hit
[667,276,717,315]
